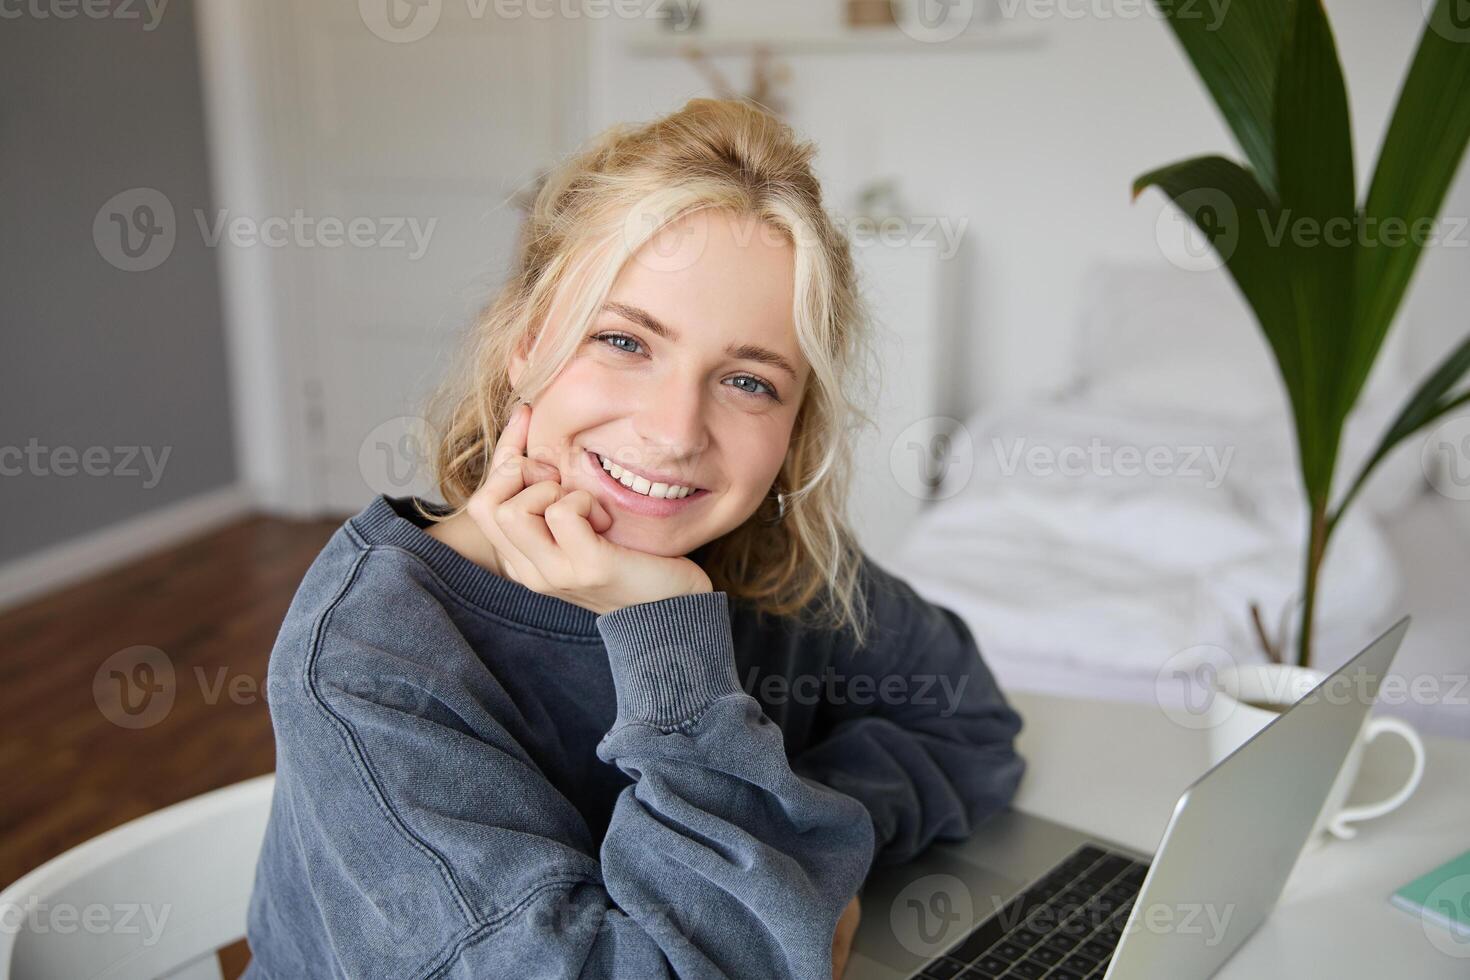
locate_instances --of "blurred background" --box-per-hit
[2,0,1467,940]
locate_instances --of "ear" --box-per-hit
[508,330,533,390]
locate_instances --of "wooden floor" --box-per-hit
[0,512,344,974]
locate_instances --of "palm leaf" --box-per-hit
[1272,0,1356,499]
[1153,0,1292,198]
[1348,0,1470,409]
[1332,333,1470,526]
[1139,0,1470,668]
[1132,156,1328,493]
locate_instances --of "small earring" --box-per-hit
[761,484,787,525]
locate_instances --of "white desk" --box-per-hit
[1008,691,1470,977]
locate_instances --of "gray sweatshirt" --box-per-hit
[243,494,1026,979]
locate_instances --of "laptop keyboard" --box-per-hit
[912,843,1148,980]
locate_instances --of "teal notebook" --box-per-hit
[1390,847,1470,940]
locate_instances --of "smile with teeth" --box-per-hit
[596,453,700,500]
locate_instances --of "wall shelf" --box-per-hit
[625,24,1046,57]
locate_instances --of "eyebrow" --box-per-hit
[601,301,801,381]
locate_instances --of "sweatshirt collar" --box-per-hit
[350,494,603,637]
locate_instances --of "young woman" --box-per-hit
[243,98,1025,979]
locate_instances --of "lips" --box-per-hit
[591,451,704,494]
[583,450,709,518]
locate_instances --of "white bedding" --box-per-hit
[887,399,1404,692]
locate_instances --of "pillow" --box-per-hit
[1073,260,1288,422]
[1071,259,1420,517]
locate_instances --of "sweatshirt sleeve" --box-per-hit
[591,593,874,975]
[249,564,873,980]
[789,559,1027,868]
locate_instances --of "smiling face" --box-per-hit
[509,208,809,556]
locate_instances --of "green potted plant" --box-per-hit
[1135,0,1470,670]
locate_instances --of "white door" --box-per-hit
[261,1,588,513]
[847,241,958,566]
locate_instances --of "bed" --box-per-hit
[887,260,1430,719]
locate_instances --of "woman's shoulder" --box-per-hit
[841,549,972,662]
[277,499,457,627]
[264,500,476,707]
[734,548,951,660]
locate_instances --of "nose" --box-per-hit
[629,370,710,468]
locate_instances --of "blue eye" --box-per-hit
[590,331,781,403]
[725,375,780,402]
[593,331,643,355]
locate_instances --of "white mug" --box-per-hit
[1203,664,1426,849]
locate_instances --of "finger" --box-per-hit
[479,404,561,507]
[464,484,538,585]
[489,402,531,474]
[575,492,613,534]
[497,480,571,581]
[544,491,612,558]
[479,454,559,511]
[494,401,563,477]
[464,456,554,584]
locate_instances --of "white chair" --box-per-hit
[0,774,274,980]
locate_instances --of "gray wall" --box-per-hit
[1,0,237,563]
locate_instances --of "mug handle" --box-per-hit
[1327,716,1426,840]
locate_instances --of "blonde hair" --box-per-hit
[419,97,879,644]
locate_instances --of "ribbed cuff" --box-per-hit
[596,591,743,731]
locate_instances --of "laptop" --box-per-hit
[846,616,1412,980]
